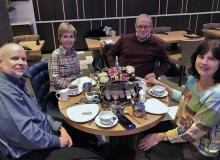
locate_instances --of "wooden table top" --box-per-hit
[19,40,45,52]
[59,89,170,136]
[85,36,120,51]
[152,30,201,44]
[202,29,220,37]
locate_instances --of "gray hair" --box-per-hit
[135,14,153,26]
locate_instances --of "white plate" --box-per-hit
[95,115,118,128]
[71,76,96,88]
[66,104,99,122]
[148,89,168,98]
[68,87,83,96]
[144,98,168,114]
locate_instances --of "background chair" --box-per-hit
[13,35,42,66]
[25,60,62,121]
[169,37,205,86]
[151,26,172,33]
[92,41,114,71]
[203,23,220,39]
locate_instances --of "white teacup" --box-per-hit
[85,91,99,102]
[56,88,69,101]
[68,85,79,95]
[99,111,115,125]
[152,85,165,95]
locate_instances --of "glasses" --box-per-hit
[136,25,152,29]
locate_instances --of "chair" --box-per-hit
[92,41,114,71]
[151,26,172,33]
[169,37,205,86]
[25,60,62,121]
[203,23,220,39]
[13,35,42,66]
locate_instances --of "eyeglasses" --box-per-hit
[136,25,152,29]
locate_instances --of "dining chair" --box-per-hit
[203,23,220,39]
[13,34,42,66]
[151,26,172,33]
[92,41,114,71]
[25,60,62,121]
[169,37,205,86]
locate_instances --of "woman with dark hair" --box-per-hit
[142,40,220,159]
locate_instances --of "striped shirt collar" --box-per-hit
[58,45,75,55]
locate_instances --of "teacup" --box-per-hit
[85,91,99,102]
[56,88,69,101]
[99,111,115,125]
[152,85,165,95]
[68,85,79,95]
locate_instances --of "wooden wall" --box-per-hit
[32,0,220,52]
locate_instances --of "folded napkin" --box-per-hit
[167,106,179,120]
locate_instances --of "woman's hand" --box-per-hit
[138,133,164,151]
[145,78,161,86]
[59,127,73,148]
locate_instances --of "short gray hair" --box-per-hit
[135,14,153,26]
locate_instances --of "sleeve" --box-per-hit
[106,38,122,67]
[49,51,72,88]
[165,89,220,143]
[0,90,60,149]
[153,43,171,77]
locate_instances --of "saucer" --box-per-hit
[68,87,83,96]
[149,89,168,98]
[83,97,101,104]
[95,115,118,128]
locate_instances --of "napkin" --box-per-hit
[167,106,179,120]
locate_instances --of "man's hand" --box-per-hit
[59,127,73,148]
[144,73,156,80]
[138,133,164,151]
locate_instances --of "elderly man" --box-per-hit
[106,14,170,79]
[0,43,102,160]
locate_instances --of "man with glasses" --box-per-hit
[106,14,170,79]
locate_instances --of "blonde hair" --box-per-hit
[0,43,25,61]
[58,22,77,39]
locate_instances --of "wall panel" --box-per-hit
[33,0,220,51]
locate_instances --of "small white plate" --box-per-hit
[145,98,168,114]
[148,89,168,98]
[71,76,96,88]
[68,87,83,96]
[95,115,118,128]
[66,104,99,122]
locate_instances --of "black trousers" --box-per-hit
[15,147,102,160]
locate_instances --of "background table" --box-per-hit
[19,40,45,53]
[152,30,200,44]
[202,29,220,38]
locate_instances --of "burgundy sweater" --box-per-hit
[106,33,170,78]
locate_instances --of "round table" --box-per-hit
[58,91,170,136]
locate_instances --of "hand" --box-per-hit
[138,133,164,151]
[145,78,160,86]
[59,127,73,148]
[144,73,156,80]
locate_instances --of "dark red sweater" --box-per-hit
[106,33,170,78]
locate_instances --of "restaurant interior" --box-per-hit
[0,0,220,160]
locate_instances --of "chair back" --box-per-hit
[25,60,50,111]
[92,41,114,71]
[13,35,40,43]
[179,37,205,67]
[203,23,220,29]
[151,26,172,33]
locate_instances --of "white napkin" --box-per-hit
[167,106,179,120]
